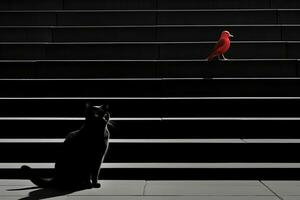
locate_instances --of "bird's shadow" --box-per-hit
[7,186,87,200]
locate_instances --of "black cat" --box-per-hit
[21,103,111,189]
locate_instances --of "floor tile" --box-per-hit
[0,186,73,199]
[67,196,142,200]
[0,179,33,186]
[68,180,145,196]
[263,181,300,196]
[143,196,279,200]
[0,180,145,199]
[0,197,67,200]
[282,197,300,200]
[145,181,273,196]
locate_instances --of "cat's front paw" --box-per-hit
[93,183,101,188]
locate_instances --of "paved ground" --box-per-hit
[0,180,299,200]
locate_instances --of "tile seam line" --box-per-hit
[143,181,147,196]
[260,181,284,200]
[242,139,248,143]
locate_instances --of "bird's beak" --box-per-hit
[229,34,234,38]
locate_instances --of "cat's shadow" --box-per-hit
[7,186,87,200]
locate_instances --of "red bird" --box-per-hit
[207,30,234,61]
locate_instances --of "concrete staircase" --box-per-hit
[0,0,300,180]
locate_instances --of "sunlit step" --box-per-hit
[1,138,300,144]
[0,117,300,121]
[3,163,300,169]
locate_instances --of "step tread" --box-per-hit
[0,138,300,143]
[0,41,298,44]
[1,24,299,28]
[0,59,298,61]
[3,163,300,169]
[1,117,300,120]
[0,139,245,143]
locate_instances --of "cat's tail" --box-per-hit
[21,165,54,188]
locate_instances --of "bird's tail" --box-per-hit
[21,165,54,188]
[207,52,217,61]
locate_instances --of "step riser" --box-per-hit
[1,99,300,117]
[0,43,298,60]
[1,10,299,26]
[0,120,296,138]
[0,79,300,97]
[0,143,299,162]
[1,0,300,10]
[3,26,300,42]
[0,0,155,10]
[0,60,296,78]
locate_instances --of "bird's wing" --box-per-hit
[207,38,226,60]
[211,38,226,53]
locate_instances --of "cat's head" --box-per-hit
[85,103,110,124]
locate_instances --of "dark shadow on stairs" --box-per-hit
[7,186,87,200]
